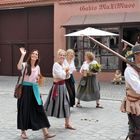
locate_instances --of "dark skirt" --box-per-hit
[76,75,100,101]
[17,85,50,131]
[65,74,76,107]
[44,83,70,118]
[127,114,140,140]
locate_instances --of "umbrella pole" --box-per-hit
[86,35,140,71]
[82,36,85,62]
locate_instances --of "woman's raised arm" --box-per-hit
[17,47,26,70]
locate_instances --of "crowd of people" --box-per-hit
[16,47,103,139]
[15,33,140,140]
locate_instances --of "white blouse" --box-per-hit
[22,62,40,83]
[53,62,67,80]
[124,65,140,94]
[64,59,76,74]
[80,60,97,73]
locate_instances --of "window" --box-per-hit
[67,28,119,71]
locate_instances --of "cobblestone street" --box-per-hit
[0,76,128,140]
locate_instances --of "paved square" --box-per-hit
[0,76,128,140]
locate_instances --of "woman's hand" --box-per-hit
[64,67,70,79]
[65,67,70,74]
[89,71,98,75]
[17,48,26,70]
[19,47,26,56]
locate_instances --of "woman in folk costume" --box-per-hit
[44,49,75,130]
[64,49,76,107]
[120,44,140,140]
[76,52,103,108]
[17,48,55,139]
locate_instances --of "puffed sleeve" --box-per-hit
[53,62,67,79]
[124,66,140,94]
[92,60,98,64]
[80,61,88,74]
[63,59,69,67]
[65,59,76,74]
[71,60,76,72]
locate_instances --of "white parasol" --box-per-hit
[65,27,118,37]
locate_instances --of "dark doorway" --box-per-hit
[0,6,54,76]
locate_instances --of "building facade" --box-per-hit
[0,0,140,81]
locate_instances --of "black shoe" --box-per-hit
[76,103,82,108]
[96,104,103,109]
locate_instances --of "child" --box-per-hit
[113,70,122,85]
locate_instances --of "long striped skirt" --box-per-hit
[44,82,70,118]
